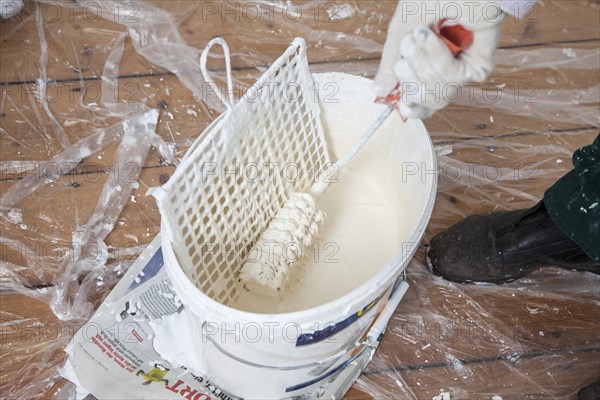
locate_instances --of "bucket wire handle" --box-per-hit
[200,37,236,109]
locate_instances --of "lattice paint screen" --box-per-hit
[157,39,331,306]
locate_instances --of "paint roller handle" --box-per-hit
[309,23,473,198]
[375,21,474,112]
[433,19,474,57]
[308,105,393,198]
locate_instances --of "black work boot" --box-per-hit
[426,201,599,283]
[578,380,600,400]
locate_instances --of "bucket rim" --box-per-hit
[161,73,438,322]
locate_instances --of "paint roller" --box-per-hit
[240,21,474,295]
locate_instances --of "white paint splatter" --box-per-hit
[7,209,23,224]
[327,3,356,20]
[436,145,453,156]
[433,390,451,400]
[562,48,577,58]
[39,213,53,224]
[446,354,465,373]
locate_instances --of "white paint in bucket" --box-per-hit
[154,72,437,398]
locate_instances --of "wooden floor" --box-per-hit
[1,1,599,399]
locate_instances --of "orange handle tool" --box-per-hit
[375,20,474,114]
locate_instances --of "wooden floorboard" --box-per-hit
[0,1,598,83]
[1,44,598,181]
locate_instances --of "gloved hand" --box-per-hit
[375,0,505,119]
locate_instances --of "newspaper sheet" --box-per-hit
[62,236,238,400]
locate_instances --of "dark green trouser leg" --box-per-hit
[544,133,600,262]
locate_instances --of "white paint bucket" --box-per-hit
[158,73,437,398]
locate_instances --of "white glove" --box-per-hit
[375,0,505,119]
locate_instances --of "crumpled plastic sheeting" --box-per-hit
[0,0,599,399]
[1,0,175,321]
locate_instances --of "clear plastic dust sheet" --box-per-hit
[0,1,599,399]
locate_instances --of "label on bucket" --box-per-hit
[295,294,383,347]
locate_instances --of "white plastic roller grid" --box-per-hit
[156,38,331,307]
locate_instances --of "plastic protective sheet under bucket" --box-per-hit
[153,72,437,399]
